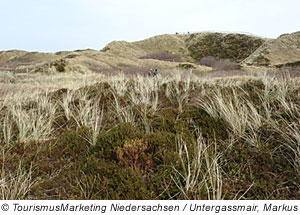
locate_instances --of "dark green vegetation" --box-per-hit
[185,33,265,62]
[1,76,300,200]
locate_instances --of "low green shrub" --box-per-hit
[186,33,264,62]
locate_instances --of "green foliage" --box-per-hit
[55,127,91,159]
[51,59,67,72]
[83,124,179,199]
[92,123,144,159]
[153,108,179,132]
[221,136,299,199]
[83,157,154,199]
[182,107,229,140]
[186,33,264,62]
[240,79,265,105]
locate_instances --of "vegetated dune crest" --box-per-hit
[1,30,300,74]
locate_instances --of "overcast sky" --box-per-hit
[1,0,300,52]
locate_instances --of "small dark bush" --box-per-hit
[139,52,181,62]
[199,56,217,67]
[51,59,67,72]
[91,123,143,160]
[221,135,299,199]
[55,127,91,160]
[65,54,78,59]
[83,157,154,199]
[101,46,110,52]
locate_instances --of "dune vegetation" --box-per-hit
[1,31,300,76]
[1,31,300,199]
[0,67,300,199]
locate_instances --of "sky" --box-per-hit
[1,0,300,52]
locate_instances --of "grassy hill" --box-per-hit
[0,32,267,74]
[31,48,203,75]
[243,31,300,66]
[1,31,300,75]
[0,50,29,63]
[185,32,266,63]
[102,33,267,64]
[0,50,69,72]
[0,34,205,74]
[102,34,190,58]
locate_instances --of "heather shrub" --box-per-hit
[186,33,264,62]
[199,56,217,67]
[51,59,67,72]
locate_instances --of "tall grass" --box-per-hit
[128,76,161,133]
[59,90,104,145]
[171,132,223,200]
[1,93,57,144]
[0,162,38,200]
[197,88,263,137]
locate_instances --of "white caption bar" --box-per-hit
[0,200,298,215]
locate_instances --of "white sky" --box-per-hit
[1,0,300,52]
